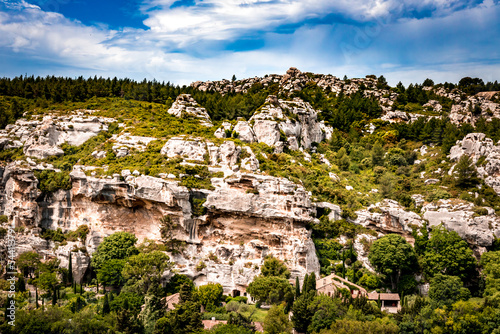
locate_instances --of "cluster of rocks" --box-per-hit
[352,199,424,235]
[191,67,395,107]
[159,136,259,172]
[350,197,500,249]
[449,133,500,194]
[214,95,333,152]
[167,94,212,127]
[107,133,157,158]
[448,95,500,125]
[380,110,427,123]
[0,112,114,159]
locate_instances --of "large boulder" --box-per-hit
[161,137,207,162]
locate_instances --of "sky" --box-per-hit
[0,0,499,86]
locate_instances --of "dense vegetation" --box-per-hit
[1,73,500,333]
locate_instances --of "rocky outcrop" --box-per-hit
[233,121,256,143]
[380,111,427,123]
[16,115,111,159]
[422,199,500,248]
[167,94,213,127]
[0,160,320,293]
[449,133,500,194]
[161,137,207,162]
[352,199,424,235]
[214,95,332,151]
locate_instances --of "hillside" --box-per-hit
[1,68,500,333]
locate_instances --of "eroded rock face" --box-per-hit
[233,121,256,143]
[252,120,281,147]
[352,199,424,235]
[0,163,320,293]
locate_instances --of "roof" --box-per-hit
[367,293,400,301]
[165,293,180,309]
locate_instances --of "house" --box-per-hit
[316,273,401,313]
[316,273,367,298]
[165,293,180,310]
[367,293,401,313]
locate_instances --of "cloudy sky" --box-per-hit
[0,0,499,85]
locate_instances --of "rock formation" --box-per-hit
[167,94,213,127]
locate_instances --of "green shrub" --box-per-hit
[35,170,72,193]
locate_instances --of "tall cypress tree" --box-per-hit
[295,277,300,298]
[102,293,110,314]
[35,287,39,309]
[308,272,317,292]
[68,251,73,285]
[302,274,309,294]
[52,287,57,305]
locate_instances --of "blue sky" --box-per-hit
[0,0,499,85]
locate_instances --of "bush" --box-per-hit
[35,170,72,193]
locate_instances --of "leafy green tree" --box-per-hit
[97,259,125,290]
[91,232,138,270]
[155,301,203,334]
[35,272,59,298]
[308,294,345,333]
[322,318,399,334]
[368,234,417,290]
[336,147,350,171]
[429,274,471,308]
[455,155,477,188]
[371,142,384,167]
[17,251,41,278]
[208,324,254,334]
[422,225,477,281]
[227,312,256,332]
[480,251,500,301]
[122,250,172,294]
[246,276,293,305]
[166,274,195,295]
[261,256,290,278]
[142,282,166,334]
[263,304,292,334]
[195,283,223,310]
